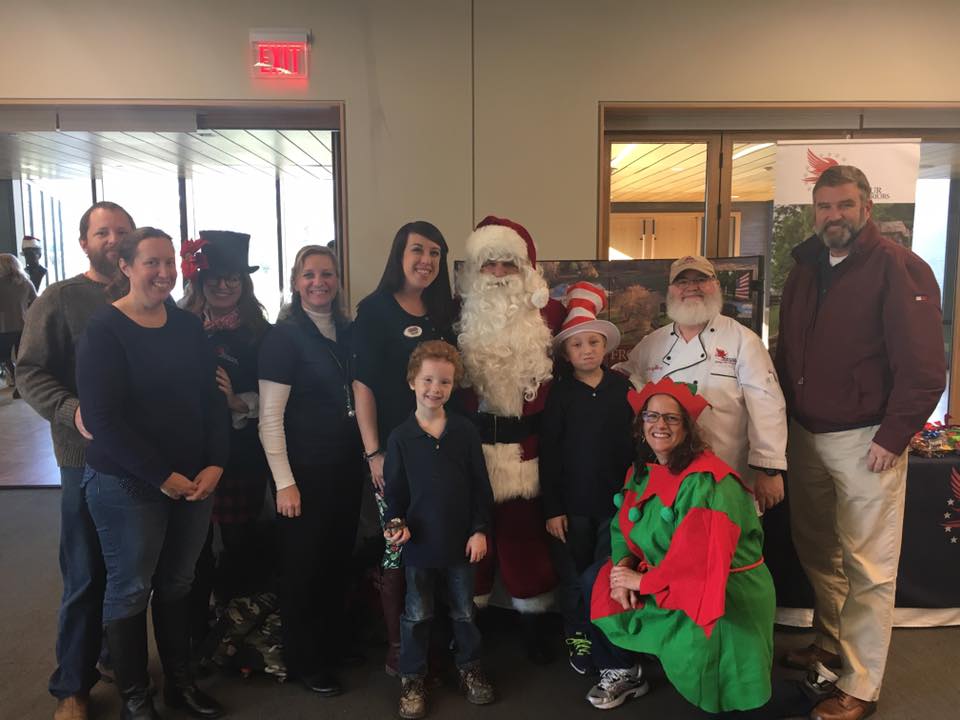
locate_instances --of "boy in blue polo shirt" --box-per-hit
[384,340,495,719]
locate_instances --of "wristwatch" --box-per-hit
[750,465,782,476]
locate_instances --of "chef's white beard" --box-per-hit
[666,291,723,327]
[456,271,554,417]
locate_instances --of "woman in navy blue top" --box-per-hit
[77,227,228,719]
[351,220,458,676]
[258,245,362,696]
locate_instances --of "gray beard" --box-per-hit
[666,292,723,327]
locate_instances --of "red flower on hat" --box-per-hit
[627,377,710,421]
[180,238,209,281]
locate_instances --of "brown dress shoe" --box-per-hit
[810,690,876,720]
[53,695,88,720]
[782,643,842,670]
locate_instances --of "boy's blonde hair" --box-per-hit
[406,340,464,385]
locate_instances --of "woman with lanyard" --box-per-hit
[258,245,362,697]
[179,231,271,643]
[77,227,229,720]
[352,221,457,676]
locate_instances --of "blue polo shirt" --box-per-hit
[384,412,493,568]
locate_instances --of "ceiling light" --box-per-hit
[731,143,774,161]
[671,166,684,172]
[610,144,637,168]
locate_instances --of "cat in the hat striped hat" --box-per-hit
[554,281,621,350]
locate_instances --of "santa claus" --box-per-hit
[456,215,565,663]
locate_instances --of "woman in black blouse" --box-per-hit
[258,245,362,696]
[351,220,458,676]
[77,227,228,720]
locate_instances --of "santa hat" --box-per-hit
[553,281,621,349]
[627,377,710,421]
[465,215,538,268]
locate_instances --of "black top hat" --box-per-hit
[197,230,259,276]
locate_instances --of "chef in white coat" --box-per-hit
[614,255,788,512]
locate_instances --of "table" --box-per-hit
[763,455,960,627]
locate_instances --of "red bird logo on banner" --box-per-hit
[803,149,839,185]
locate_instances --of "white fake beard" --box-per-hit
[666,290,723,327]
[456,270,554,417]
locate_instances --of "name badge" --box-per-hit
[404,325,423,338]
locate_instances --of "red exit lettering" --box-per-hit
[253,42,307,78]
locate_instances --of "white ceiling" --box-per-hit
[0,129,334,182]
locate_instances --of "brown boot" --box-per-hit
[398,677,427,719]
[53,696,88,720]
[810,689,876,720]
[380,567,405,676]
[782,643,841,671]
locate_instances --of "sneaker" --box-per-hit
[802,661,840,703]
[459,667,495,705]
[586,666,650,710]
[399,677,427,719]
[565,632,595,675]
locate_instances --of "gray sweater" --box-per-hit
[17,274,110,468]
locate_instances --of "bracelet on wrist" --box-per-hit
[364,448,383,461]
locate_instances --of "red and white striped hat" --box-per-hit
[554,281,621,349]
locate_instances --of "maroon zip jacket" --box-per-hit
[775,220,945,455]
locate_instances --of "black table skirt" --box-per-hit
[764,455,960,618]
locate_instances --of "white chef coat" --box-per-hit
[613,314,787,480]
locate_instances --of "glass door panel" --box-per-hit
[607,141,713,260]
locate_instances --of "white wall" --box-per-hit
[3,0,960,301]
[0,0,473,305]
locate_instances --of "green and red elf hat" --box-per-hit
[627,377,710,422]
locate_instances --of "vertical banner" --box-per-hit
[768,139,921,350]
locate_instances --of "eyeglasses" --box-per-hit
[640,411,683,426]
[671,276,715,289]
[204,274,242,288]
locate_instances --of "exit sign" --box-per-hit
[250,29,310,80]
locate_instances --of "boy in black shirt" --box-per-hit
[384,341,495,719]
[539,282,635,676]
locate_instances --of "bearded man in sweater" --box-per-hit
[775,165,945,720]
[18,201,135,720]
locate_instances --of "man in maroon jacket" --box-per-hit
[775,165,945,720]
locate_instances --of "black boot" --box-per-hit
[104,612,160,720]
[153,597,225,719]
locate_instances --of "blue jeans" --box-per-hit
[48,466,106,700]
[400,564,482,678]
[581,559,637,670]
[549,515,611,637]
[83,466,213,623]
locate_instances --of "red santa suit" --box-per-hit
[456,215,564,612]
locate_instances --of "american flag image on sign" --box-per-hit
[735,272,751,300]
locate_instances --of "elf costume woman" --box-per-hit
[586,377,775,714]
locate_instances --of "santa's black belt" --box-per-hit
[472,412,539,445]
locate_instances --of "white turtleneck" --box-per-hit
[302,304,336,341]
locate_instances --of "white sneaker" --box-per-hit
[586,666,650,709]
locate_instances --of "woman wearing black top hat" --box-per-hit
[180,231,272,640]
[257,245,362,696]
